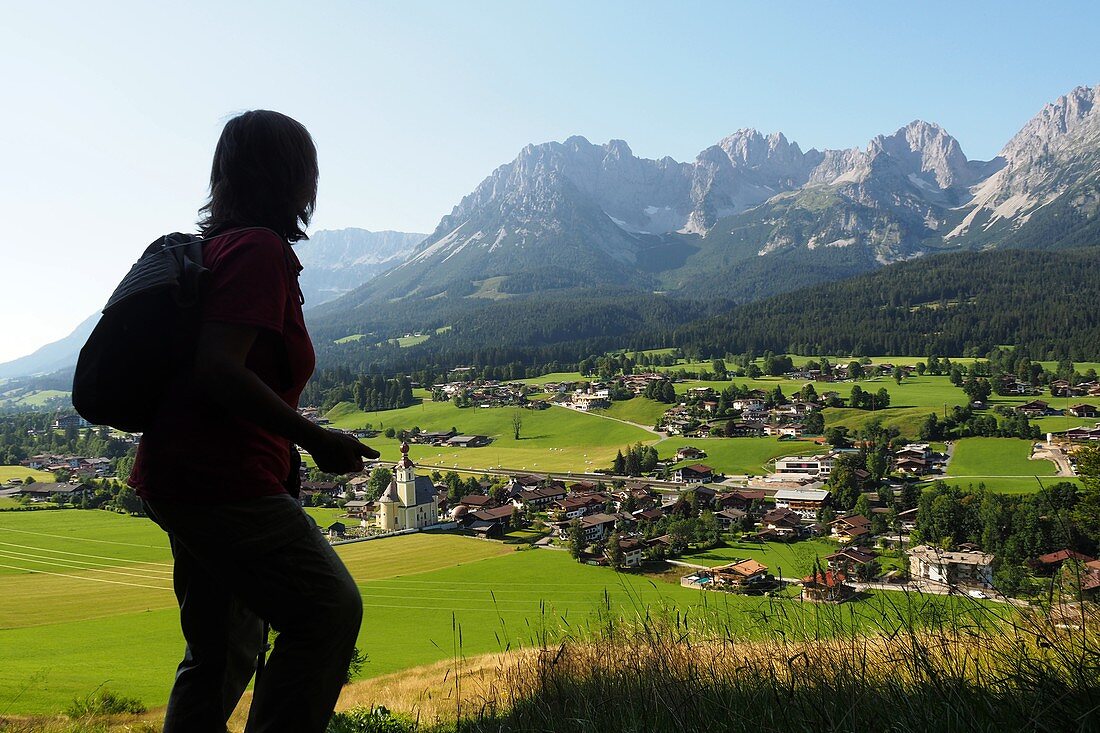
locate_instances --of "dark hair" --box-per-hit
[198,110,318,242]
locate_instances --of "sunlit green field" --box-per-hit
[593,397,667,427]
[654,436,825,476]
[309,369,1095,480]
[683,538,840,577]
[946,437,1055,478]
[0,511,1004,715]
[324,398,654,473]
[0,466,55,484]
[519,371,584,385]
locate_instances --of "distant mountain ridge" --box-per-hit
[332,84,1100,315]
[11,84,1100,381]
[0,227,425,380]
[294,228,426,305]
[0,314,98,381]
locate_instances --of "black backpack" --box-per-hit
[72,226,303,496]
[72,232,209,433]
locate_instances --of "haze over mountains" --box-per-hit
[4,84,1099,380]
[295,228,427,305]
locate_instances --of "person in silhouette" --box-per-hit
[131,110,376,732]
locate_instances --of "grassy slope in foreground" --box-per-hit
[0,512,1003,715]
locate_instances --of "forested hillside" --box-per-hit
[668,247,1100,360]
[311,288,718,374]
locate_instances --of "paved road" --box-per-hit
[365,459,689,492]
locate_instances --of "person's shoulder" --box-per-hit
[207,227,288,263]
[215,227,286,250]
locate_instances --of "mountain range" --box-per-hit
[294,228,426,306]
[324,84,1100,315]
[5,84,1099,381]
[0,228,426,380]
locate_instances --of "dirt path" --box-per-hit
[1034,444,1076,477]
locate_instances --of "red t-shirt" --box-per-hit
[130,228,316,502]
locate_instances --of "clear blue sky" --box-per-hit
[3,0,1098,362]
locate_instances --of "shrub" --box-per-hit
[64,687,146,718]
[326,705,415,733]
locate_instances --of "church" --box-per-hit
[376,443,441,531]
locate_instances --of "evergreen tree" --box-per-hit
[567,519,584,560]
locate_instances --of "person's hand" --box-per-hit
[305,430,380,474]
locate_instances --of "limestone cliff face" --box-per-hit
[336,84,1100,308]
[294,228,426,305]
[950,85,1100,242]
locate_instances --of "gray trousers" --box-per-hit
[143,495,363,733]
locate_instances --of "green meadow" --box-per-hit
[683,538,840,577]
[931,437,1072,495]
[0,511,1003,715]
[655,436,825,476]
[593,397,668,427]
[325,398,653,473]
[519,371,584,385]
[0,466,55,483]
[946,437,1054,477]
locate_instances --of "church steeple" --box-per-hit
[396,442,416,505]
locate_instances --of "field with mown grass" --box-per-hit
[0,466,55,483]
[518,371,583,385]
[821,405,932,439]
[946,437,1055,477]
[324,398,654,473]
[682,538,841,577]
[0,511,1006,717]
[592,396,667,427]
[654,436,825,476]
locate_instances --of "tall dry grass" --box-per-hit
[6,593,1098,732]
[445,599,1100,732]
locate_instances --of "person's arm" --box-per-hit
[193,320,378,474]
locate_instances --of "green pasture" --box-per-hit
[593,397,667,427]
[673,377,792,395]
[303,507,348,526]
[684,538,841,577]
[654,437,824,476]
[1034,415,1100,433]
[781,355,983,368]
[334,333,367,343]
[0,466,54,483]
[389,334,429,348]
[0,389,71,407]
[0,512,1009,715]
[1034,360,1100,374]
[822,407,933,440]
[519,371,584,386]
[946,437,1055,478]
[325,400,654,473]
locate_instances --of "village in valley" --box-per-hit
[3,348,1099,722]
[6,352,1100,607]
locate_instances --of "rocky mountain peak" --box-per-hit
[999,83,1100,163]
[717,128,805,170]
[867,120,976,190]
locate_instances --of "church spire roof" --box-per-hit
[398,441,413,469]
